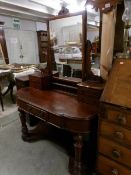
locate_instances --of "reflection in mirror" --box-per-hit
[0,43,5,64]
[87,10,101,78]
[49,15,82,78]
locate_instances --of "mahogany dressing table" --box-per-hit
[16,11,104,175]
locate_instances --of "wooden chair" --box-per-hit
[0,86,4,111]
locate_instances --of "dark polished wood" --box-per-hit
[17,10,104,175]
[97,59,131,174]
[114,1,124,54]
[17,87,98,174]
[77,81,105,105]
[15,75,29,90]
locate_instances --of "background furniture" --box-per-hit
[37,30,48,63]
[0,86,4,111]
[0,71,15,111]
[97,59,131,175]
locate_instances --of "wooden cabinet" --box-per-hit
[37,31,48,63]
[97,59,131,174]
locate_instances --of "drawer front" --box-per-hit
[99,120,131,147]
[99,137,131,168]
[78,87,101,98]
[105,105,131,128]
[97,155,131,175]
[18,100,47,120]
[48,113,63,128]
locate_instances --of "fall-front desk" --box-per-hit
[17,87,98,175]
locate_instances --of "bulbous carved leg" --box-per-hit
[74,135,83,175]
[69,134,86,175]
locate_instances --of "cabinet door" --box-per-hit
[4,29,39,64]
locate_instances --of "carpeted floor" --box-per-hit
[0,115,69,175]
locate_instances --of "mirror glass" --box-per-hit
[49,15,82,78]
[123,26,131,55]
[0,43,5,64]
[87,12,100,77]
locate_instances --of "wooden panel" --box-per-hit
[101,59,131,108]
[105,105,131,128]
[99,120,131,147]
[97,155,131,175]
[29,73,50,90]
[99,137,131,168]
[77,81,104,104]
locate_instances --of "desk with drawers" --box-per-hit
[97,59,131,175]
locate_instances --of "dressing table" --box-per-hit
[17,11,104,175]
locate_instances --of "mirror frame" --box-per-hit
[47,10,87,81]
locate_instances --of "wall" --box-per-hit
[0,15,37,31]
[0,15,40,63]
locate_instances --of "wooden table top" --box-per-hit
[17,87,97,120]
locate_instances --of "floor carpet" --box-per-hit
[0,113,70,175]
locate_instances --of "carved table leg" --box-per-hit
[19,110,49,142]
[19,110,29,141]
[0,90,4,111]
[69,134,86,175]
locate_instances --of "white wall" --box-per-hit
[0,15,39,63]
[0,15,37,31]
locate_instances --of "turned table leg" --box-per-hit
[69,134,85,175]
[19,110,29,141]
[19,109,49,142]
[74,134,83,175]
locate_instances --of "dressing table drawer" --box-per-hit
[99,137,131,168]
[99,120,131,147]
[97,155,131,175]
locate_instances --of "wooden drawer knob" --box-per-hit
[114,131,124,140]
[117,114,126,125]
[112,169,119,175]
[112,150,121,158]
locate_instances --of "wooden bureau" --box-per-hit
[97,59,131,175]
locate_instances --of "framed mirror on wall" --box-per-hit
[47,11,87,81]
